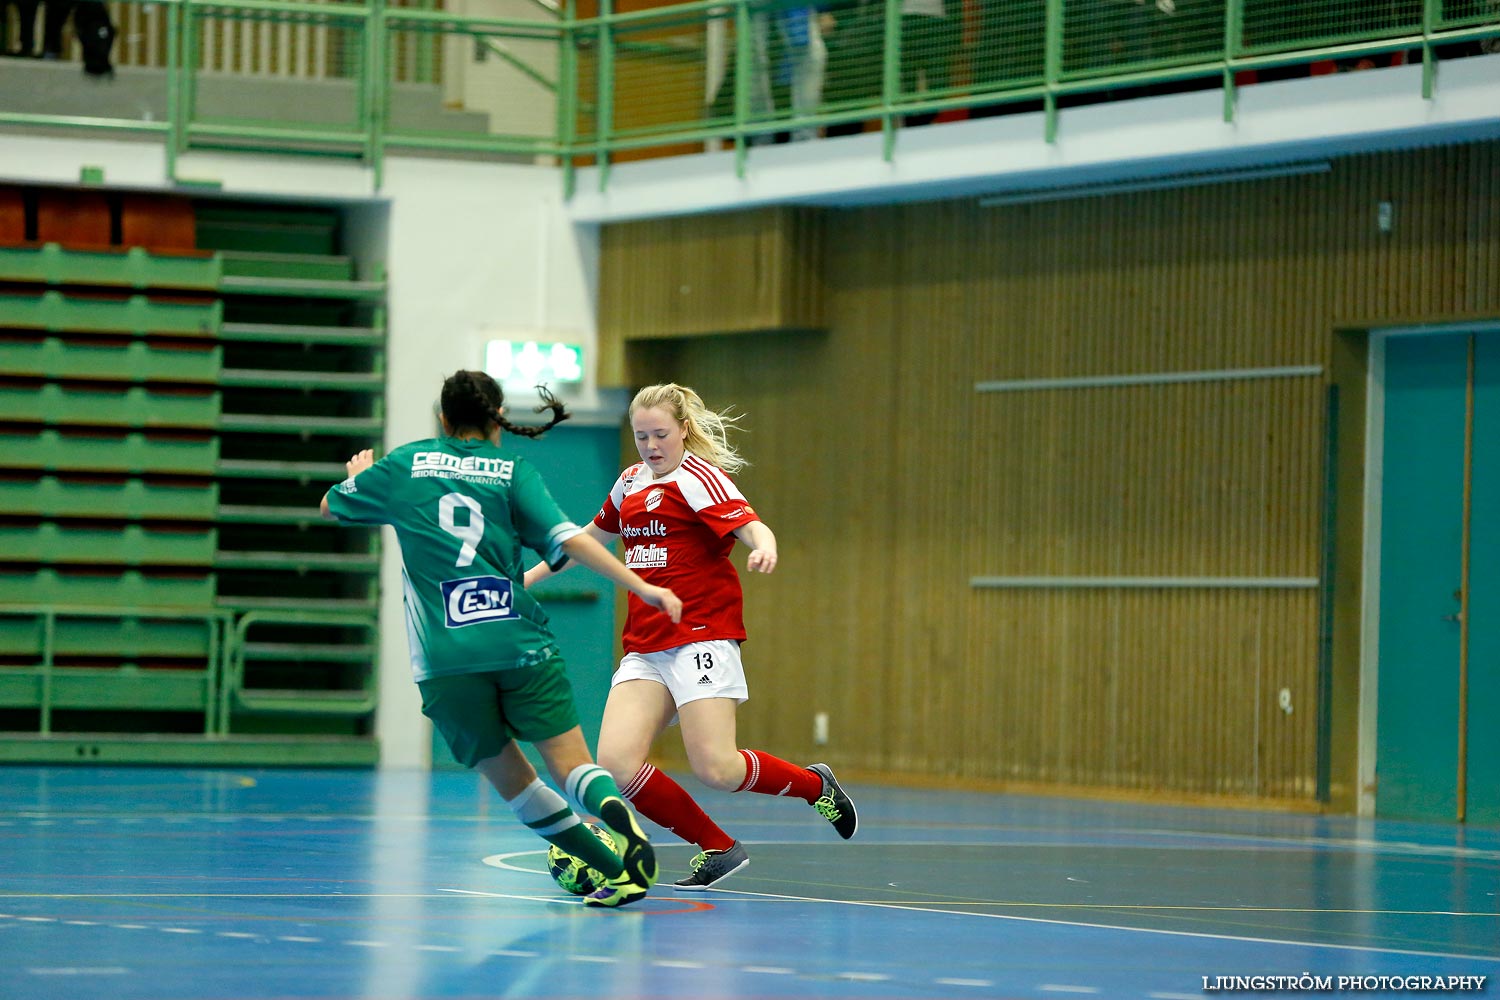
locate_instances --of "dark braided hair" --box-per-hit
[440,370,571,440]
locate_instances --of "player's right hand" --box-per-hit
[346,448,375,478]
[644,586,683,623]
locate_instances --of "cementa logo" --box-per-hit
[441,576,517,627]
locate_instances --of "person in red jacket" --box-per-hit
[526,382,856,889]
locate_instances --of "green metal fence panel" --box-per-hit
[0,428,220,475]
[967,2,1047,95]
[1241,0,1422,54]
[185,2,371,149]
[0,291,222,338]
[0,476,219,521]
[1061,0,1226,79]
[0,337,222,385]
[0,244,222,291]
[0,524,218,567]
[381,14,564,156]
[0,383,221,430]
[608,8,710,139]
[3,0,1500,172]
[1439,0,1500,30]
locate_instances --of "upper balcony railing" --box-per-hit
[1,0,1496,192]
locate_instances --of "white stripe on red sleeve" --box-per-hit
[682,454,732,504]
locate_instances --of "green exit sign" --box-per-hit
[484,339,584,387]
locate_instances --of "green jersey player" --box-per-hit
[321,370,682,908]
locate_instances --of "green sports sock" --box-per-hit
[507,778,622,878]
[564,763,625,818]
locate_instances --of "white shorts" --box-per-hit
[612,639,750,712]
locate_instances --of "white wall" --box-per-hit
[0,140,600,769]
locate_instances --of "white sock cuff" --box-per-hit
[506,778,569,827]
[565,763,610,808]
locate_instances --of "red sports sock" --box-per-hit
[734,749,822,802]
[622,763,735,853]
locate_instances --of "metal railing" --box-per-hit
[0,0,1496,190]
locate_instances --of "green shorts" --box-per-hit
[417,650,580,769]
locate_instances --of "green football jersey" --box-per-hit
[325,436,581,680]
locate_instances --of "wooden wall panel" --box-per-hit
[606,141,1500,805]
[601,206,824,349]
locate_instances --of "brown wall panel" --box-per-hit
[600,206,824,350]
[605,141,1500,806]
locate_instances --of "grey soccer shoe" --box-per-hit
[808,763,858,840]
[672,840,750,891]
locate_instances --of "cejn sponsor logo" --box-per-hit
[644,488,666,512]
[441,576,517,627]
[620,520,667,539]
[625,543,668,569]
[412,452,515,481]
[718,506,750,521]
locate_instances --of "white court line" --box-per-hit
[701,887,1500,964]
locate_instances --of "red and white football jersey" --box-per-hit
[593,451,761,654]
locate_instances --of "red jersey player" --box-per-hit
[526,382,856,889]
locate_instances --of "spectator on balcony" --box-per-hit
[2,0,38,56]
[899,0,958,126]
[749,2,828,142]
[705,1,829,142]
[41,0,115,76]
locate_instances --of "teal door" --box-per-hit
[1377,332,1500,824]
[1468,335,1500,825]
[431,421,624,772]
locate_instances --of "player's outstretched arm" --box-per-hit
[524,523,616,587]
[733,520,778,574]
[559,532,682,623]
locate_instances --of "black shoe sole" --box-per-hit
[598,797,658,889]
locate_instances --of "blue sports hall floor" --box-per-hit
[0,766,1495,1000]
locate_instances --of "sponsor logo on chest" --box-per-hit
[620,519,667,539]
[625,542,668,569]
[441,576,517,627]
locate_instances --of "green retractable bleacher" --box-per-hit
[0,190,385,765]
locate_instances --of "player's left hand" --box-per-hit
[746,547,777,574]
